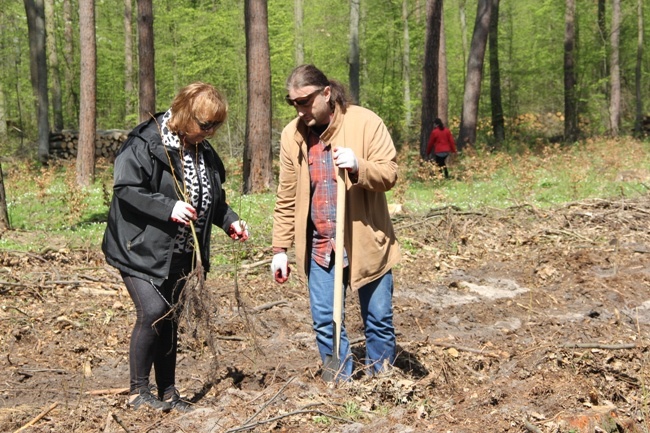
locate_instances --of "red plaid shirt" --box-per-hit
[308,130,347,268]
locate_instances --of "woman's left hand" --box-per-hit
[228,220,250,241]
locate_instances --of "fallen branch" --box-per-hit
[1,250,49,263]
[85,387,129,396]
[242,377,295,426]
[215,335,245,341]
[430,341,506,358]
[79,274,110,283]
[522,419,543,433]
[13,401,58,433]
[0,281,29,288]
[111,412,131,433]
[252,300,288,312]
[239,258,272,270]
[3,306,30,316]
[225,406,352,433]
[395,207,485,231]
[543,229,595,244]
[563,342,636,350]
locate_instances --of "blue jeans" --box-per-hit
[308,257,396,378]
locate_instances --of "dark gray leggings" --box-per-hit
[122,272,186,398]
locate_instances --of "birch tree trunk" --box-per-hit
[62,0,77,124]
[294,0,303,65]
[459,0,468,77]
[243,0,273,194]
[45,0,63,131]
[124,0,134,118]
[608,0,621,136]
[77,0,96,187]
[633,0,644,137]
[402,0,411,133]
[489,0,504,146]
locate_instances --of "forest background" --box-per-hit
[1,0,649,180]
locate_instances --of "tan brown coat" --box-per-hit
[272,104,401,290]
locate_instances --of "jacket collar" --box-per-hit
[133,113,210,168]
[293,103,344,147]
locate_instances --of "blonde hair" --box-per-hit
[167,82,228,133]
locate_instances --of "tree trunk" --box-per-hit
[0,162,10,231]
[294,0,303,65]
[420,0,441,157]
[633,0,644,137]
[437,12,448,126]
[44,0,63,132]
[0,80,6,136]
[124,0,135,118]
[24,0,50,163]
[401,0,411,134]
[489,0,504,146]
[597,0,607,97]
[137,0,155,122]
[457,0,491,150]
[608,0,621,136]
[348,0,360,104]
[62,0,77,125]
[77,0,96,187]
[458,0,468,77]
[563,0,579,142]
[243,0,273,194]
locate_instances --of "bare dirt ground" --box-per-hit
[2,194,650,433]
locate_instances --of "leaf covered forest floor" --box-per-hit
[2,194,650,433]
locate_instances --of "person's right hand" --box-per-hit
[170,201,197,226]
[271,252,291,284]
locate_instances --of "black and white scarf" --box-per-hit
[160,110,213,255]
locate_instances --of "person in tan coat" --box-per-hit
[271,64,400,380]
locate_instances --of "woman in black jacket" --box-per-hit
[102,82,249,412]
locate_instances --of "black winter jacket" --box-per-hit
[102,113,239,285]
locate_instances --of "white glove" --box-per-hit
[271,252,290,283]
[170,201,197,226]
[333,147,359,174]
[228,220,250,241]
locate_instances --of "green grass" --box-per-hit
[1,136,649,255]
[393,138,650,212]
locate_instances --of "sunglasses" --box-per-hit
[195,119,222,132]
[285,88,323,107]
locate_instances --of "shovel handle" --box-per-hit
[332,167,346,361]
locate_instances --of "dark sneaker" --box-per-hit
[163,389,194,413]
[128,389,172,412]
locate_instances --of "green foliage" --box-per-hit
[338,401,362,420]
[2,0,649,169]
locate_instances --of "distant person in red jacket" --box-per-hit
[426,118,457,179]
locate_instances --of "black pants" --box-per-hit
[122,271,187,398]
[434,153,449,179]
